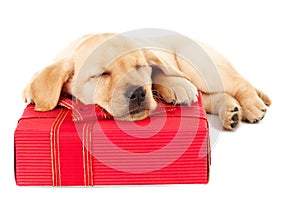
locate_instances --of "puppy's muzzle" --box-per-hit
[125,86,147,114]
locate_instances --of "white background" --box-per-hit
[1,0,299,199]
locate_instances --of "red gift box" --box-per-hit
[15,92,210,186]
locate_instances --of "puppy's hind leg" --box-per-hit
[202,92,242,131]
[256,88,272,106]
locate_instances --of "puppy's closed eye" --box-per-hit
[99,71,111,77]
[136,65,143,70]
[90,71,111,79]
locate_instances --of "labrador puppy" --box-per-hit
[23,33,271,130]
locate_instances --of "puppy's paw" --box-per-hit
[153,78,198,105]
[241,96,267,123]
[219,100,242,131]
[172,80,198,105]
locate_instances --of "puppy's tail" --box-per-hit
[256,88,272,106]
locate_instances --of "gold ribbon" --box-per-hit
[50,108,69,186]
[51,98,95,186]
[82,123,94,186]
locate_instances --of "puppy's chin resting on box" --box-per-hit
[114,109,152,121]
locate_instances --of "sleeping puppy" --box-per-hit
[23,33,271,130]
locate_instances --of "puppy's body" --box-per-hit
[23,33,271,130]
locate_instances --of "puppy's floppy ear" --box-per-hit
[23,59,74,111]
[143,49,190,80]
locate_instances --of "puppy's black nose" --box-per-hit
[125,86,146,105]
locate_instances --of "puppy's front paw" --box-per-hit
[172,80,198,105]
[153,77,198,105]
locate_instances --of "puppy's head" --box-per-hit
[23,35,188,121]
[23,53,157,121]
[72,50,158,121]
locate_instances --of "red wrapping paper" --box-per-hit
[15,92,210,186]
